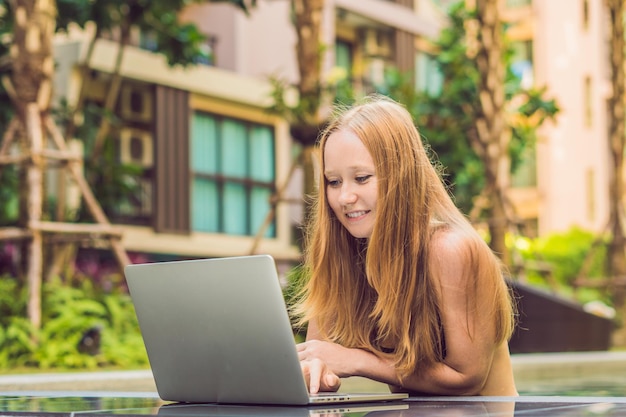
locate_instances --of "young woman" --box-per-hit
[294,95,517,396]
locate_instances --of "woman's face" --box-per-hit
[323,129,378,239]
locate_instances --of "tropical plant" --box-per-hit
[386,2,557,264]
[0,274,148,369]
[515,227,609,305]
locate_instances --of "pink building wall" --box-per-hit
[534,0,611,235]
[180,2,299,84]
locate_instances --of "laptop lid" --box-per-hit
[125,255,407,405]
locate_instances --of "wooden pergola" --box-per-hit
[0,114,130,266]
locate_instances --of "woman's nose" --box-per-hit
[338,185,357,205]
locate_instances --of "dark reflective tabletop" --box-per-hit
[1,393,626,417]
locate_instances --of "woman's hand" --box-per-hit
[299,357,341,394]
[297,340,352,393]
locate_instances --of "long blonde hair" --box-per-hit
[294,95,515,377]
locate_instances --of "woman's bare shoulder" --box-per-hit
[429,226,475,257]
[428,227,478,285]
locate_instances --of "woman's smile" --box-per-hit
[345,210,370,220]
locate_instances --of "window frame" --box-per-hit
[190,111,277,237]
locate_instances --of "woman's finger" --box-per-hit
[307,359,323,394]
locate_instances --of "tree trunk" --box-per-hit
[292,0,325,147]
[25,104,44,328]
[471,0,511,265]
[63,26,100,146]
[291,0,325,229]
[606,0,626,347]
[11,0,57,328]
[90,15,132,162]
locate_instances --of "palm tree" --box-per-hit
[6,0,58,328]
[606,0,626,345]
[470,0,515,265]
[291,0,325,203]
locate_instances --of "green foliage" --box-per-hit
[384,2,559,213]
[0,165,19,226]
[283,264,308,340]
[55,0,256,67]
[267,75,324,133]
[0,275,148,370]
[0,317,37,367]
[80,137,144,222]
[50,100,144,222]
[514,227,610,305]
[0,272,25,318]
[283,264,306,312]
[100,293,149,368]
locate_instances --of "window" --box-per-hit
[191,112,276,237]
[586,168,595,221]
[415,52,443,97]
[333,39,354,99]
[335,40,353,77]
[584,76,593,127]
[139,30,158,52]
[510,40,534,89]
[582,0,590,30]
[193,36,218,67]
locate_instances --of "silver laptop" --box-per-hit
[124,254,408,405]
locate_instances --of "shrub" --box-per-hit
[0,275,148,370]
[514,227,610,305]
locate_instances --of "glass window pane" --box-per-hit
[192,178,219,232]
[191,113,218,174]
[223,182,247,235]
[335,40,352,76]
[251,187,274,238]
[249,126,275,182]
[190,113,276,237]
[415,52,443,97]
[221,119,247,177]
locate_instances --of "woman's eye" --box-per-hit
[327,179,340,187]
[356,175,372,184]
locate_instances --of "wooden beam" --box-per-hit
[45,117,132,267]
[0,149,81,165]
[45,235,114,245]
[0,154,30,165]
[40,149,82,162]
[29,220,124,237]
[0,227,33,241]
[0,117,20,157]
[574,277,626,288]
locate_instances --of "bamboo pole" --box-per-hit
[25,103,43,329]
[45,117,131,268]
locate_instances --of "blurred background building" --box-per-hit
[50,0,613,269]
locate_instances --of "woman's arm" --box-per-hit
[298,231,504,395]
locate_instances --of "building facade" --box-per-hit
[51,0,615,267]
